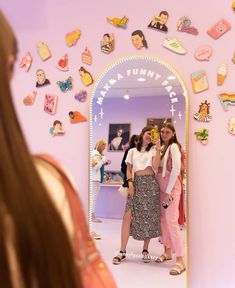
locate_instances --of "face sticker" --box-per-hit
[37,42,51,61]
[23,91,37,105]
[50,120,65,136]
[107,16,128,29]
[57,54,69,71]
[131,30,148,49]
[100,33,115,54]
[78,66,94,86]
[68,111,87,123]
[194,128,209,145]
[36,69,50,87]
[19,52,32,71]
[148,11,169,32]
[194,100,212,122]
[66,29,81,46]
[57,76,73,92]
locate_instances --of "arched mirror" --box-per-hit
[89,55,188,287]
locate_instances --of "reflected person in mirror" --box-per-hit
[0,10,116,288]
[120,134,139,188]
[91,139,108,238]
[156,123,186,275]
[113,126,161,264]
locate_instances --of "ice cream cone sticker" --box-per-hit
[219,93,235,110]
[217,63,227,86]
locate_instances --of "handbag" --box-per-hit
[35,154,117,288]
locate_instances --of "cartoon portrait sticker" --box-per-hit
[36,69,50,87]
[68,111,87,123]
[194,100,212,122]
[148,11,169,32]
[50,120,65,136]
[131,30,148,49]
[100,33,115,54]
[79,66,94,86]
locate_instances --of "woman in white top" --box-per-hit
[91,139,107,227]
[113,126,161,264]
[156,123,186,275]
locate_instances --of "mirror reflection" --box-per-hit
[90,55,188,286]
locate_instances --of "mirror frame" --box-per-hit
[88,54,189,286]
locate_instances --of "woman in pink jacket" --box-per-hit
[156,123,186,276]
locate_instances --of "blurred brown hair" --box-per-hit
[0,10,80,288]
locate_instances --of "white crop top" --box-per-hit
[125,146,156,174]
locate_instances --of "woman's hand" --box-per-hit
[128,182,134,197]
[163,193,174,206]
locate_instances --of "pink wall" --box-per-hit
[1,0,235,287]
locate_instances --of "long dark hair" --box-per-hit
[136,126,153,152]
[160,122,182,159]
[131,30,148,48]
[0,11,80,288]
[129,134,139,149]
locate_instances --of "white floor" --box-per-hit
[93,218,187,288]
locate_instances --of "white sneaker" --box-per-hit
[91,231,102,240]
[163,37,186,54]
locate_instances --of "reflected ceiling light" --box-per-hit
[123,91,130,100]
[137,77,146,82]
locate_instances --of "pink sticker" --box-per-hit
[44,94,58,115]
[207,19,231,39]
[194,45,212,61]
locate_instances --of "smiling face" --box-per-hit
[36,69,46,84]
[160,127,175,144]
[142,130,151,145]
[159,13,168,25]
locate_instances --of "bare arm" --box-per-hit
[152,139,161,171]
[126,162,134,197]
